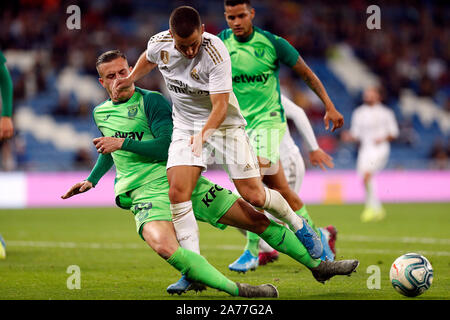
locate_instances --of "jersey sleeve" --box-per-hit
[208,38,233,94]
[86,153,114,186]
[146,30,173,64]
[120,91,173,161]
[146,39,158,64]
[209,59,233,94]
[350,109,362,140]
[145,92,173,134]
[263,30,300,67]
[387,110,399,138]
[0,62,13,117]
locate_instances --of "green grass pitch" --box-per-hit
[0,203,449,300]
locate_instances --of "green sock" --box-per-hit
[167,247,239,296]
[245,231,260,257]
[259,220,321,269]
[296,206,320,236]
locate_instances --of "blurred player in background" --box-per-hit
[113,5,324,289]
[220,0,342,272]
[0,49,14,259]
[345,87,399,222]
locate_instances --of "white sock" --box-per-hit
[262,187,303,232]
[366,178,381,211]
[170,201,200,254]
[259,238,274,253]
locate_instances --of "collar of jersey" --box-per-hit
[234,27,255,43]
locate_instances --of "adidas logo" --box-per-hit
[244,164,253,172]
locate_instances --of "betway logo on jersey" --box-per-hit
[113,131,144,141]
[233,73,270,84]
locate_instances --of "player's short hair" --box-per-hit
[96,50,127,75]
[224,0,252,7]
[169,6,202,38]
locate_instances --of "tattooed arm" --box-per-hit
[291,55,344,132]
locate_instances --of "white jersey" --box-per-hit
[351,103,399,174]
[350,103,399,149]
[146,30,246,130]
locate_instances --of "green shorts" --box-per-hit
[128,176,239,240]
[246,121,287,165]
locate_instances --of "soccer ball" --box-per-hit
[389,253,433,297]
[0,234,6,259]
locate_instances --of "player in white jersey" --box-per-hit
[112,6,323,291]
[346,87,399,222]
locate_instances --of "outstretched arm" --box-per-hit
[291,56,344,132]
[61,153,114,199]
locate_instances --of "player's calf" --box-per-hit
[142,221,179,259]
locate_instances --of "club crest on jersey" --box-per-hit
[127,104,138,119]
[190,68,200,81]
[254,47,265,58]
[160,50,169,64]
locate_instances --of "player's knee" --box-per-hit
[238,184,266,207]
[363,172,372,185]
[242,189,266,208]
[168,184,189,203]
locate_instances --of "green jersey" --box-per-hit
[93,87,172,197]
[0,51,6,64]
[0,50,13,117]
[218,27,299,129]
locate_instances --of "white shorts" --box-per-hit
[167,126,260,180]
[280,151,305,194]
[279,129,305,193]
[357,145,389,176]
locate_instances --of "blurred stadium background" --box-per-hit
[0,0,449,208]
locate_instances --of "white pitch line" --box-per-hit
[6,240,145,250]
[339,235,450,245]
[335,248,450,257]
[5,240,450,257]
